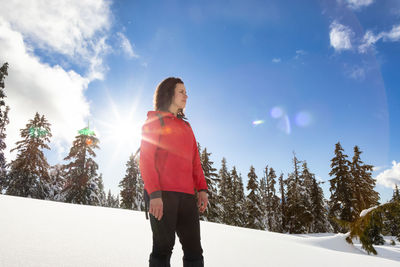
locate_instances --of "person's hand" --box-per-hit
[149,198,163,220]
[197,191,208,213]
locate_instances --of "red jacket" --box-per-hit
[139,110,207,198]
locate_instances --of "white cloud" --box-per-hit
[376,161,400,188]
[0,18,91,162]
[329,21,353,52]
[359,25,400,53]
[0,0,112,80]
[349,66,365,80]
[272,58,281,63]
[344,0,374,10]
[0,0,119,162]
[116,32,138,59]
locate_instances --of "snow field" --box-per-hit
[0,194,399,266]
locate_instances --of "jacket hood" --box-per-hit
[147,110,176,119]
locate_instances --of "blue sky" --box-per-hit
[1,0,399,202]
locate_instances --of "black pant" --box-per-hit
[148,191,204,267]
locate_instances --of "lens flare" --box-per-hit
[277,115,291,135]
[295,111,312,127]
[252,120,264,125]
[270,106,284,118]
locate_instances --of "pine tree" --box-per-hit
[119,154,143,210]
[60,126,102,205]
[230,166,245,226]
[278,173,287,233]
[6,112,52,199]
[299,162,315,233]
[97,174,107,206]
[199,147,220,223]
[245,165,263,230]
[218,157,232,225]
[382,185,400,238]
[309,173,331,233]
[48,164,66,202]
[259,167,268,230]
[328,142,354,232]
[286,153,308,233]
[0,62,10,194]
[260,166,281,232]
[393,185,400,202]
[351,146,379,218]
[345,202,400,255]
[106,190,120,208]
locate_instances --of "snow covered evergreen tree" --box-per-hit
[382,185,400,238]
[306,167,332,233]
[245,165,263,230]
[328,142,354,232]
[393,185,400,202]
[48,164,66,202]
[300,162,315,233]
[60,126,102,206]
[230,166,245,226]
[278,173,287,233]
[97,174,107,206]
[259,168,268,230]
[218,157,233,225]
[260,166,280,232]
[106,190,120,208]
[269,168,282,232]
[345,202,400,254]
[119,154,143,210]
[286,153,309,233]
[0,62,10,194]
[199,147,220,223]
[6,112,52,199]
[351,146,379,218]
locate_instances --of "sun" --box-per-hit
[93,93,142,153]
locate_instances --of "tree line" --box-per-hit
[1,62,399,249]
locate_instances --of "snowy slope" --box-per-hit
[0,194,399,267]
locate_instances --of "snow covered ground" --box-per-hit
[1,194,399,266]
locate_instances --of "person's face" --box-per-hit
[171,83,188,110]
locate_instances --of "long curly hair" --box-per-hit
[153,77,187,120]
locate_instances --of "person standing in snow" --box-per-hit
[140,77,208,267]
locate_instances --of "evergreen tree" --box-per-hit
[260,166,281,232]
[230,166,245,226]
[97,174,107,206]
[106,190,120,208]
[6,112,52,199]
[351,146,380,218]
[245,165,263,230]
[60,126,102,205]
[268,167,281,232]
[393,184,400,202]
[286,153,308,233]
[328,142,354,232]
[199,147,220,223]
[345,202,400,255]
[218,157,232,225]
[278,173,287,233]
[382,185,400,238]
[119,154,143,210]
[259,168,268,230]
[48,164,66,202]
[0,62,10,194]
[299,162,315,233]
[309,173,332,233]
